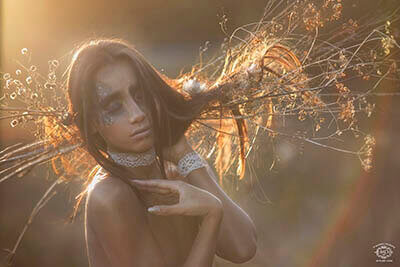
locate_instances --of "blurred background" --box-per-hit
[0,0,399,266]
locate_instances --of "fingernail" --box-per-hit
[148,206,160,212]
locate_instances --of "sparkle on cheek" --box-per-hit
[96,84,109,101]
[100,111,115,126]
[96,84,115,126]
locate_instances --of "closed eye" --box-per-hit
[129,85,144,102]
[134,90,144,102]
[105,101,122,113]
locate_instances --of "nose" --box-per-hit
[125,99,146,124]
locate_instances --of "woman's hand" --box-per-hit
[130,179,222,217]
[162,134,194,165]
[163,160,184,180]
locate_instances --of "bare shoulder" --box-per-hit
[85,169,143,221]
[85,168,166,266]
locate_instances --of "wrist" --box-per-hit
[176,150,208,178]
[171,141,194,164]
[173,147,194,164]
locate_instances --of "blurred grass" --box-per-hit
[1,0,400,266]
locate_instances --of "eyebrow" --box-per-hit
[96,82,139,106]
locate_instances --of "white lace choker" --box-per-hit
[106,147,156,168]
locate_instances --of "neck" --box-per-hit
[125,161,160,179]
[106,146,160,180]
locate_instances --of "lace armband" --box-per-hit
[177,151,207,177]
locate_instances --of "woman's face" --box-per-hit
[91,58,155,153]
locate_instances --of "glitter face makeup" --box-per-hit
[91,59,155,155]
[95,82,147,127]
[96,84,118,126]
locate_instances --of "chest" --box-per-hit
[139,191,200,266]
[146,213,199,266]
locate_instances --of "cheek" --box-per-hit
[99,122,128,145]
[96,113,128,139]
[99,111,115,126]
[98,110,125,127]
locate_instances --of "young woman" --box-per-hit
[66,38,257,267]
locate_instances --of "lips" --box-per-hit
[130,127,150,137]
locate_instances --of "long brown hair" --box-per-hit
[66,37,220,189]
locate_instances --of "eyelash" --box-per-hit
[130,86,144,102]
[105,101,122,113]
[104,87,144,113]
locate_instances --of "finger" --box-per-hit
[147,204,183,216]
[132,183,172,194]
[131,179,180,193]
[130,179,173,194]
[164,161,179,180]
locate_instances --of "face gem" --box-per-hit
[95,84,116,126]
[96,84,110,103]
[94,83,149,127]
[99,111,115,126]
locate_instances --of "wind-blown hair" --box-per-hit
[1,2,398,264]
[66,38,220,186]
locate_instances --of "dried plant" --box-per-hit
[0,1,399,265]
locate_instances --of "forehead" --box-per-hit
[93,59,138,95]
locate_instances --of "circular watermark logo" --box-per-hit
[373,243,395,263]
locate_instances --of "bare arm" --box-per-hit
[187,163,258,263]
[87,178,223,267]
[182,204,223,267]
[165,137,258,263]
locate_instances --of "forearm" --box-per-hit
[187,165,257,262]
[182,208,223,267]
[169,138,257,262]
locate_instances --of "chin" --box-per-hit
[130,139,154,153]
